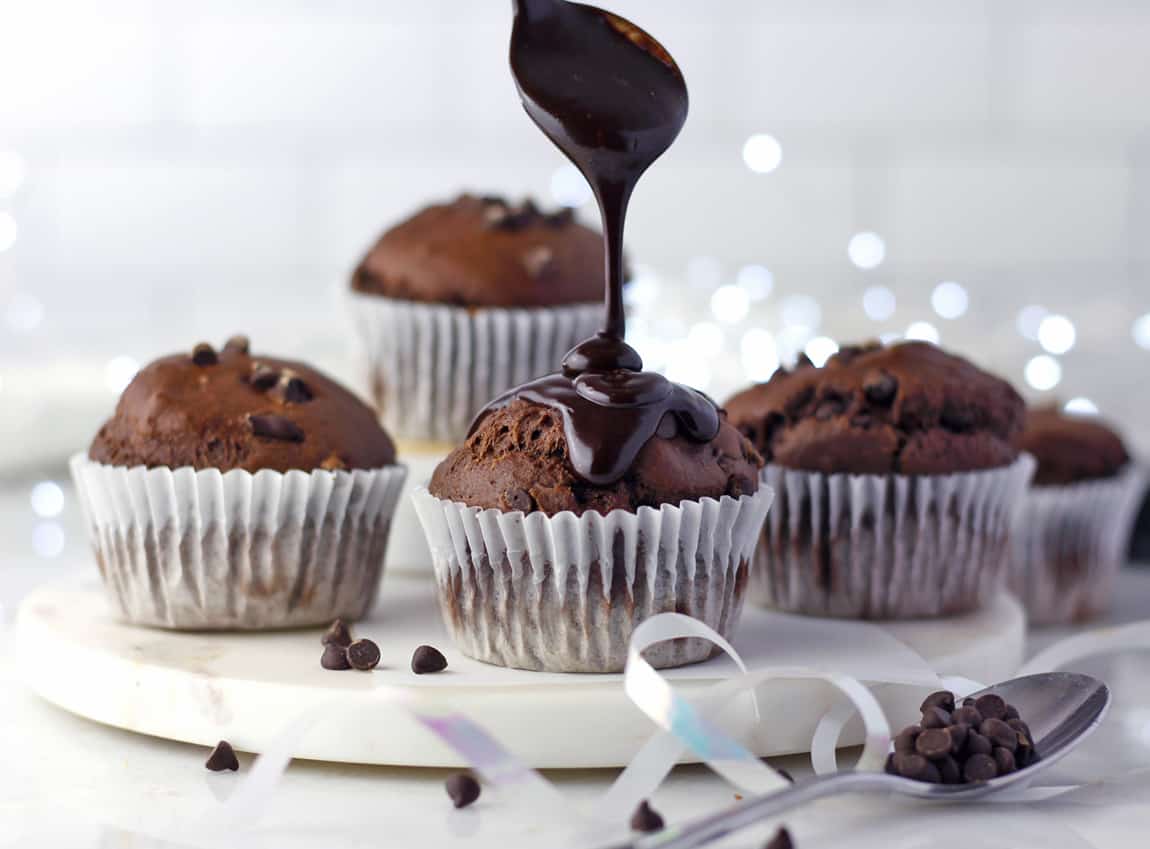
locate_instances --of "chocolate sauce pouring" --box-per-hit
[471,0,719,486]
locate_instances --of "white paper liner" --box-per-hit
[1009,465,1147,625]
[347,291,602,443]
[412,478,775,673]
[752,455,1036,619]
[69,453,407,630]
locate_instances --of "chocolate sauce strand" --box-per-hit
[597,177,631,340]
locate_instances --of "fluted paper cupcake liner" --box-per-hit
[750,455,1035,620]
[1008,464,1146,625]
[348,292,602,443]
[412,477,774,673]
[69,454,407,630]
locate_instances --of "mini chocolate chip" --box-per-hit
[915,728,952,760]
[446,773,481,809]
[921,706,951,729]
[1005,704,1020,721]
[250,365,279,390]
[974,693,1007,721]
[937,755,962,784]
[949,723,969,754]
[249,414,304,442]
[272,374,313,404]
[993,747,1017,775]
[863,371,897,405]
[764,827,795,849]
[523,245,554,277]
[321,643,351,670]
[205,740,239,772]
[894,753,940,783]
[963,753,998,782]
[630,800,664,833]
[980,718,1018,751]
[894,726,920,754]
[411,644,448,674]
[504,488,534,513]
[1016,743,1037,768]
[920,691,956,713]
[347,638,381,671]
[952,705,982,727]
[223,334,250,355]
[940,402,975,433]
[192,343,218,366]
[965,730,993,757]
[322,619,352,647]
[1007,718,1033,745]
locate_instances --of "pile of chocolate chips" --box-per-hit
[320,619,380,671]
[886,690,1039,784]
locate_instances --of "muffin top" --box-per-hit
[1020,406,1129,486]
[351,193,608,308]
[724,341,1025,476]
[429,398,762,516]
[89,337,396,473]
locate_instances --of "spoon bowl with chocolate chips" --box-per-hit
[612,673,1110,849]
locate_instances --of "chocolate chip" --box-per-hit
[1005,704,1020,721]
[893,753,940,783]
[863,371,897,405]
[952,705,982,727]
[411,644,448,675]
[974,694,1007,721]
[949,723,969,754]
[504,488,534,513]
[963,753,997,782]
[347,639,380,671]
[249,414,304,442]
[523,245,554,277]
[321,643,351,670]
[937,755,962,784]
[993,747,1016,775]
[1016,742,1037,768]
[940,402,975,433]
[192,343,218,366]
[894,726,920,754]
[630,800,664,833]
[272,374,313,404]
[965,730,993,757]
[920,690,956,713]
[205,740,239,772]
[980,718,1018,751]
[962,697,976,707]
[921,706,951,729]
[763,827,794,849]
[445,773,481,809]
[322,619,352,647]
[223,334,250,355]
[915,728,952,760]
[545,207,575,227]
[250,365,279,390]
[1007,718,1033,746]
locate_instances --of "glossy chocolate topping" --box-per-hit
[473,0,719,485]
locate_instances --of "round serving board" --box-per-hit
[15,572,1025,769]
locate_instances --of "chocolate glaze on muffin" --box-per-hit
[430,398,762,516]
[725,341,1025,475]
[89,337,396,472]
[1020,406,1129,486]
[351,193,608,308]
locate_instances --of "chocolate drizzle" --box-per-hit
[468,0,720,485]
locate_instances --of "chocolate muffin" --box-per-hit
[430,399,761,516]
[90,337,395,473]
[72,337,407,631]
[348,194,606,444]
[1009,406,1143,624]
[725,341,1034,619]
[1019,406,1130,486]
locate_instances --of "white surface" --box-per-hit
[14,572,1023,769]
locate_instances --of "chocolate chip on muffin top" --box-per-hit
[724,341,1025,476]
[351,193,609,308]
[89,338,396,473]
[1020,406,1130,486]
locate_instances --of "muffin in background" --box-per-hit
[415,395,770,674]
[1009,405,1145,624]
[349,193,606,444]
[72,336,406,630]
[725,341,1034,620]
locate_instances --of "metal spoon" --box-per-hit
[613,672,1110,849]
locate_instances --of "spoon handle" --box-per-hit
[627,772,887,849]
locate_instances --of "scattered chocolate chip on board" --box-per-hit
[411,644,448,674]
[322,618,352,647]
[347,638,381,671]
[630,800,665,833]
[885,690,1039,784]
[764,826,795,849]
[445,773,481,809]
[205,740,239,772]
[321,642,351,670]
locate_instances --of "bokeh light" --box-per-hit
[742,133,783,174]
[549,163,592,208]
[32,521,66,558]
[740,328,779,382]
[862,286,896,321]
[905,321,940,344]
[804,336,839,367]
[1016,305,1048,341]
[1025,355,1062,391]
[710,285,750,324]
[687,321,724,357]
[736,265,774,301]
[30,481,64,518]
[1064,397,1099,416]
[847,232,886,270]
[930,281,969,320]
[1037,314,1076,355]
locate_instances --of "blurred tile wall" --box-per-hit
[1,0,1148,473]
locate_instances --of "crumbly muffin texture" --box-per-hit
[351,193,608,308]
[724,341,1025,476]
[1020,406,1129,486]
[428,399,763,516]
[89,337,396,473]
